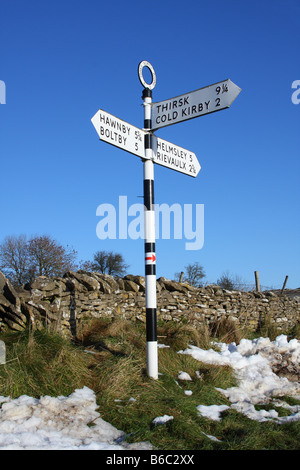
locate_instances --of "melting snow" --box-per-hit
[152,415,174,426]
[178,371,192,381]
[179,334,300,422]
[0,386,151,450]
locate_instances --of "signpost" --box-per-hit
[91,61,241,380]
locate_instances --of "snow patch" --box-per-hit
[179,335,300,423]
[0,386,151,450]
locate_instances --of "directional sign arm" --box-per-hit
[91,109,147,159]
[152,136,200,177]
[151,79,241,130]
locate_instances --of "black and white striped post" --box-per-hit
[138,61,158,380]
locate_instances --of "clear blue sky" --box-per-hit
[1,0,299,289]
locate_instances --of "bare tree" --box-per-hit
[0,235,32,285]
[28,235,77,278]
[217,271,246,291]
[175,262,205,287]
[0,234,78,285]
[85,250,129,277]
[217,271,235,290]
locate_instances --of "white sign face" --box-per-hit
[152,136,200,177]
[151,79,241,130]
[91,109,146,159]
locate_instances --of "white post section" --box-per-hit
[142,87,158,380]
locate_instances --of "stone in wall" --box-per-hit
[0,272,27,331]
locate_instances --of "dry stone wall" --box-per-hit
[0,270,299,337]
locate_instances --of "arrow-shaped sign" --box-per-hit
[153,136,200,177]
[91,109,146,159]
[151,79,241,130]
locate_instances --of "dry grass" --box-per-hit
[209,317,244,344]
[157,322,211,350]
[0,329,94,398]
[94,354,145,399]
[81,317,146,356]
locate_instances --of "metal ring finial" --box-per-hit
[138,61,156,90]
